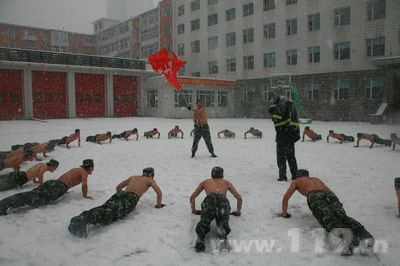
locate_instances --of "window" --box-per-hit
[263,0,275,11]
[308,46,320,63]
[307,81,320,101]
[367,37,385,57]
[191,72,201,77]
[308,13,320,31]
[286,18,297,35]
[226,58,236,72]
[218,91,228,107]
[264,85,275,102]
[191,19,200,31]
[264,52,276,67]
[226,32,236,47]
[264,23,276,39]
[164,25,172,35]
[178,5,185,16]
[334,41,351,60]
[164,8,172,16]
[367,0,386,20]
[286,0,297,5]
[244,88,255,103]
[191,0,200,12]
[208,14,218,26]
[243,3,254,17]
[208,36,218,50]
[191,40,200,53]
[286,49,297,65]
[334,80,350,100]
[197,90,215,107]
[243,28,254,43]
[243,56,254,70]
[177,24,185,35]
[208,61,219,74]
[365,78,384,99]
[147,90,158,108]
[334,7,351,26]
[226,8,236,21]
[175,90,193,107]
[177,43,185,56]
[208,0,218,6]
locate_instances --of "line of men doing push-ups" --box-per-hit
[2,155,398,256]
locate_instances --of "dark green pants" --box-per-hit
[196,193,231,240]
[340,134,354,142]
[307,190,372,239]
[112,132,126,139]
[76,191,139,226]
[0,152,6,171]
[0,171,28,192]
[0,179,68,215]
[372,134,392,146]
[192,124,214,155]
[276,141,298,180]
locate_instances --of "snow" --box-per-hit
[0,117,399,266]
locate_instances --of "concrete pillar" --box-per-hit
[23,67,33,119]
[67,72,76,118]
[105,72,114,117]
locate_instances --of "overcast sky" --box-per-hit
[0,0,158,34]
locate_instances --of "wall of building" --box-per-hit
[0,69,24,120]
[141,76,235,118]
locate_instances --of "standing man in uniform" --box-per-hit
[188,100,217,158]
[268,86,300,181]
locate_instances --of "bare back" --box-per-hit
[295,177,331,197]
[125,175,154,197]
[67,133,79,144]
[25,162,47,181]
[58,168,87,189]
[203,178,231,196]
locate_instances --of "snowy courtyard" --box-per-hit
[0,117,399,266]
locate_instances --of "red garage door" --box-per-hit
[75,73,105,118]
[32,71,67,119]
[113,75,138,117]
[0,70,23,120]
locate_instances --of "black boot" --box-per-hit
[68,215,88,238]
[195,238,206,252]
[191,152,195,158]
[211,153,217,158]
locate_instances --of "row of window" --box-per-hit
[243,78,384,104]
[146,89,229,108]
[177,37,385,72]
[100,37,131,55]
[178,0,386,23]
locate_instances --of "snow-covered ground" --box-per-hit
[0,117,399,266]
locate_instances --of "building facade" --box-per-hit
[172,0,400,121]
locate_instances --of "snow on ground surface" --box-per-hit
[0,117,399,266]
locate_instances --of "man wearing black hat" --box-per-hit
[244,127,262,139]
[0,159,94,216]
[86,132,112,144]
[144,128,160,139]
[112,128,139,141]
[1,149,36,172]
[68,167,165,238]
[168,126,184,139]
[280,169,374,256]
[190,166,242,252]
[268,86,299,181]
[395,177,400,217]
[0,159,59,192]
[189,100,217,158]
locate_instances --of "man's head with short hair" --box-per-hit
[357,133,364,139]
[196,100,203,108]
[275,85,286,97]
[143,167,155,178]
[47,159,59,172]
[250,127,254,131]
[106,131,112,136]
[81,159,94,174]
[305,126,310,131]
[292,169,310,180]
[329,130,334,134]
[45,142,55,152]
[153,128,157,131]
[75,129,80,134]
[23,149,35,160]
[175,125,179,129]
[211,166,224,179]
[133,128,138,133]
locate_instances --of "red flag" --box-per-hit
[148,49,186,90]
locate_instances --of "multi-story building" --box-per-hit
[0,22,96,55]
[95,0,173,60]
[173,0,400,121]
[107,0,153,22]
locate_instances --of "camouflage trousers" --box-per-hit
[0,152,6,171]
[112,132,126,139]
[86,134,99,143]
[340,134,354,142]
[196,193,231,240]
[75,191,139,226]
[192,124,214,155]
[307,190,372,239]
[0,179,68,215]
[372,134,392,146]
[0,171,28,192]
